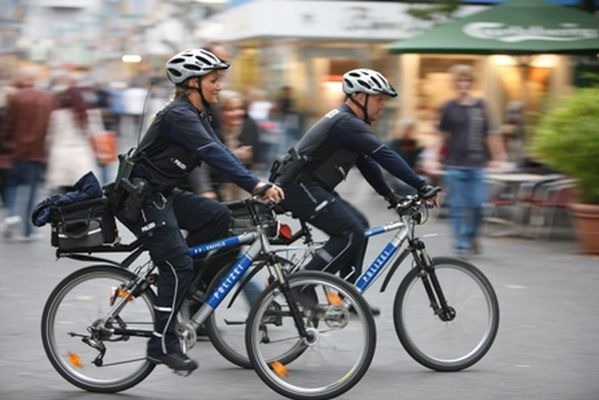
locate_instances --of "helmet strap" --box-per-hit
[184,78,211,112]
[349,94,371,125]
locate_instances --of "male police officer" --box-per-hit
[275,69,436,314]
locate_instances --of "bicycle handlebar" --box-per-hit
[393,186,442,217]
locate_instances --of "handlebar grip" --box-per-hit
[419,185,442,199]
[251,183,272,197]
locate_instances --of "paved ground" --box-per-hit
[1,172,598,400]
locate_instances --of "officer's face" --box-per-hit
[201,71,224,104]
[366,93,388,122]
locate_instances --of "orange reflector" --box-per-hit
[326,292,343,306]
[117,288,134,302]
[68,352,83,368]
[271,360,288,377]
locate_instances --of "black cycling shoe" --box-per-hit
[147,350,198,372]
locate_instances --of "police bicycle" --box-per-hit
[40,192,376,400]
[207,187,500,372]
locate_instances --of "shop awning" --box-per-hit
[388,0,599,55]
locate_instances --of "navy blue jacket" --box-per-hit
[295,104,425,195]
[32,171,103,226]
[133,97,259,192]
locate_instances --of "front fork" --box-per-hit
[270,254,311,339]
[411,239,456,322]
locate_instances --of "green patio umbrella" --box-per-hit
[388,0,599,55]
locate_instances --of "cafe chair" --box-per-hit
[527,178,577,240]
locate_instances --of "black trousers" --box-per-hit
[281,182,369,284]
[117,188,230,354]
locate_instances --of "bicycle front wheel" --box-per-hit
[41,265,156,392]
[246,271,376,400]
[394,256,499,371]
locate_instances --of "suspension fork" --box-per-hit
[262,235,310,339]
[277,270,311,338]
[410,239,454,320]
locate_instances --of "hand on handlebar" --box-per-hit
[418,184,441,206]
[252,182,285,203]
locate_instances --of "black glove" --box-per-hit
[417,184,440,199]
[384,190,403,209]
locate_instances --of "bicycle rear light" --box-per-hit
[276,223,293,241]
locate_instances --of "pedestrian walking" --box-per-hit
[45,82,97,194]
[426,64,507,256]
[1,67,55,241]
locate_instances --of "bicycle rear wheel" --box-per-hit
[394,257,499,371]
[41,265,156,392]
[246,271,376,400]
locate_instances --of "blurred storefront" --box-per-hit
[200,0,485,132]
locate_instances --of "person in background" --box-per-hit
[1,67,55,241]
[45,81,97,194]
[272,85,300,153]
[0,81,18,210]
[386,119,424,196]
[203,90,259,201]
[247,88,278,169]
[426,64,507,256]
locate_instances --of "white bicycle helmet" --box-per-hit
[342,68,397,98]
[166,49,229,85]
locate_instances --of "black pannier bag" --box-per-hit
[50,198,118,250]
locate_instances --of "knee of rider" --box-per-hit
[348,226,367,245]
[215,203,232,233]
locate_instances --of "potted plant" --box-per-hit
[531,87,599,254]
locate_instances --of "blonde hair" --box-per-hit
[219,89,243,106]
[449,64,474,81]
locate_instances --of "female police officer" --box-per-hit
[114,49,283,373]
[273,68,436,314]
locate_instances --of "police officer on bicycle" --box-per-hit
[271,68,436,314]
[112,49,283,373]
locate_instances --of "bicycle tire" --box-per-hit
[246,271,376,400]
[394,256,499,371]
[205,258,308,369]
[41,265,156,392]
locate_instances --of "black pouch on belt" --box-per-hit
[269,148,309,186]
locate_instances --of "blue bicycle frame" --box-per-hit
[179,230,268,330]
[354,219,416,293]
